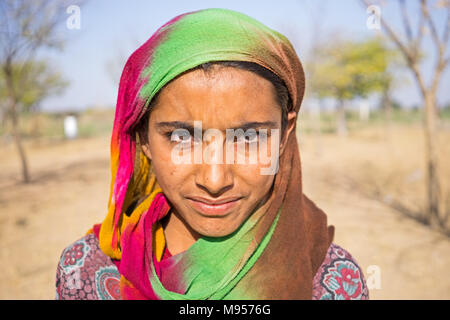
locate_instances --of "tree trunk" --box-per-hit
[382,91,393,140]
[383,92,392,123]
[423,91,442,227]
[10,102,30,183]
[337,99,347,136]
[4,61,31,183]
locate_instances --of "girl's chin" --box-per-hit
[189,216,243,238]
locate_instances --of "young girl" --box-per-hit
[56,8,368,300]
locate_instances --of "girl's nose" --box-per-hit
[195,161,234,196]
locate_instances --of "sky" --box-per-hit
[40,0,450,112]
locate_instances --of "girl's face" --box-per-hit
[141,65,296,238]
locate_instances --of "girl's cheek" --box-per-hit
[236,166,270,186]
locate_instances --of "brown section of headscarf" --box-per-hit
[227,120,334,299]
[221,39,335,298]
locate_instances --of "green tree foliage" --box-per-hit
[0,60,68,114]
[310,37,394,101]
[308,37,396,135]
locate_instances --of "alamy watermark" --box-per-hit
[366,264,382,290]
[366,5,381,30]
[66,268,81,290]
[170,121,280,175]
[66,5,81,30]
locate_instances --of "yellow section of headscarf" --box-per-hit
[153,222,166,262]
[99,148,163,260]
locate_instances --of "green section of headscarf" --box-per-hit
[149,207,281,299]
[138,8,287,111]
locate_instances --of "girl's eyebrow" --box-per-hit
[156,121,278,132]
[156,121,195,131]
[232,121,278,131]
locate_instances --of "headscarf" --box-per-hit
[90,7,335,300]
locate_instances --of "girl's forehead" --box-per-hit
[149,68,281,126]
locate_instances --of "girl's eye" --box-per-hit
[235,131,259,144]
[170,130,191,143]
[165,129,201,145]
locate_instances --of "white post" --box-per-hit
[359,101,370,121]
[64,115,78,139]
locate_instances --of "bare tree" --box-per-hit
[0,0,82,183]
[361,0,450,229]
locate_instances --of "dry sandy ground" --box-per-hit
[0,127,449,299]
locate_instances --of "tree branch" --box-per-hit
[412,6,426,61]
[420,0,450,94]
[399,0,414,41]
[443,4,450,47]
[360,0,421,80]
[421,0,444,58]
[362,0,416,61]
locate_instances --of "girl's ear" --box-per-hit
[139,131,152,160]
[279,111,297,156]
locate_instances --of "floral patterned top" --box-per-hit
[55,233,369,300]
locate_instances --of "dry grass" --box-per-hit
[299,108,450,234]
[298,117,450,299]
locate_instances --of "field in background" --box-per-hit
[302,109,450,230]
[0,107,115,146]
[0,107,450,299]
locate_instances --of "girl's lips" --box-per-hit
[187,198,241,217]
